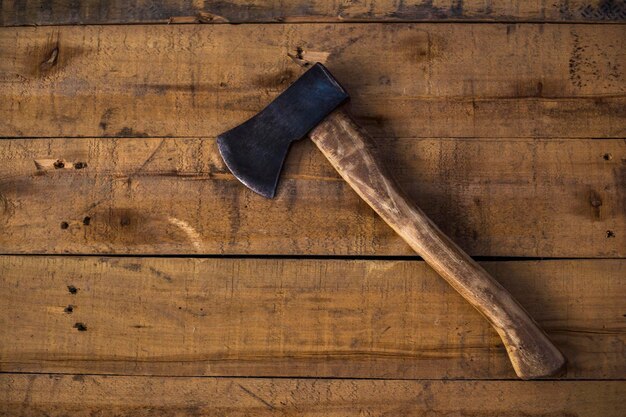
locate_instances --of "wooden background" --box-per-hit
[0,1,625,415]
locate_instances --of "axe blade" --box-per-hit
[217,63,349,198]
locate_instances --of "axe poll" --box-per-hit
[217,63,566,379]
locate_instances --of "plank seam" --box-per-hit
[2,21,626,28]
[1,371,624,381]
[1,254,625,261]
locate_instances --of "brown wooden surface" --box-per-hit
[1,137,623,256]
[2,0,626,26]
[1,256,623,379]
[1,6,624,415]
[1,24,625,139]
[2,375,625,417]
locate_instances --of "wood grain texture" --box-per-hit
[2,0,626,25]
[2,375,625,417]
[0,256,623,379]
[0,137,623,256]
[1,24,624,139]
[310,109,565,379]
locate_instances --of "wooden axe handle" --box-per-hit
[309,108,566,379]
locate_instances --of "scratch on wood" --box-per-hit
[148,266,174,283]
[168,217,202,250]
[135,140,166,173]
[237,383,274,410]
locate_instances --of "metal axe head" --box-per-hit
[217,63,349,198]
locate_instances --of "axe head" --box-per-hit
[217,63,349,198]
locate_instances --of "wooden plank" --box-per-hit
[0,256,623,379]
[0,24,624,139]
[2,375,625,417]
[1,137,623,257]
[2,0,626,26]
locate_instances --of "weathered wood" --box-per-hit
[0,137,623,256]
[2,0,626,26]
[2,375,625,417]
[0,256,623,379]
[1,24,624,139]
[311,109,565,379]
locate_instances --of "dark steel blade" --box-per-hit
[217,63,349,198]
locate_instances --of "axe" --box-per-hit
[217,63,566,379]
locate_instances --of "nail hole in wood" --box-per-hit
[74,162,87,169]
[53,160,65,169]
[606,230,615,238]
[83,216,91,226]
[64,305,74,314]
[74,322,87,331]
[60,221,69,229]
[67,285,78,294]
[603,153,612,161]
